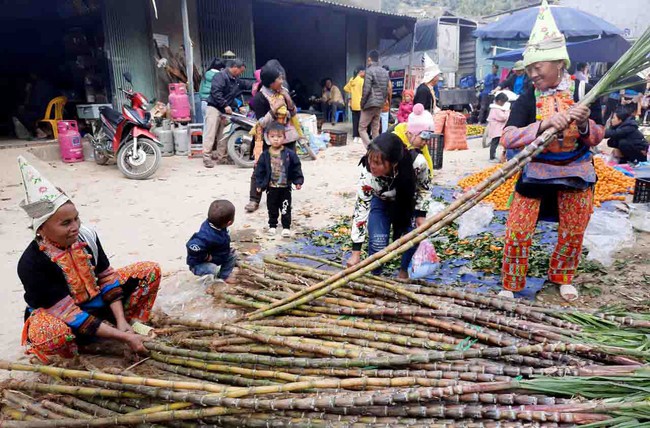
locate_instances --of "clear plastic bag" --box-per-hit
[629,203,650,233]
[456,204,494,239]
[583,211,635,266]
[154,272,239,322]
[427,201,447,219]
[408,240,440,279]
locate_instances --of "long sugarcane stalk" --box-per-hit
[147,359,282,386]
[0,405,236,428]
[39,400,93,419]
[179,340,325,357]
[266,366,511,382]
[125,402,195,416]
[3,391,66,419]
[82,397,139,414]
[0,360,237,395]
[200,339,385,358]
[251,317,472,347]
[238,325,462,352]
[149,351,323,382]
[1,380,143,399]
[1,406,43,422]
[54,396,118,417]
[173,321,385,359]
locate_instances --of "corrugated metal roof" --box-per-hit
[261,0,416,20]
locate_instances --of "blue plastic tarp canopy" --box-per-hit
[489,35,631,63]
[474,5,623,40]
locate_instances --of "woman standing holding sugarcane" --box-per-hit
[498,1,604,301]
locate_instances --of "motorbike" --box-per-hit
[224,112,316,169]
[224,112,257,168]
[87,72,162,180]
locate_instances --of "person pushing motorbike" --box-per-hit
[204,58,254,168]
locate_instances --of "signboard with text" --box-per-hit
[389,69,405,96]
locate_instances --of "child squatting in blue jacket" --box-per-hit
[186,200,237,283]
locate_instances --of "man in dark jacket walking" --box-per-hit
[359,50,389,147]
[203,58,253,168]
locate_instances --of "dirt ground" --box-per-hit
[540,234,650,308]
[0,134,648,361]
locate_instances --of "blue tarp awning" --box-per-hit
[489,35,631,64]
[474,5,623,40]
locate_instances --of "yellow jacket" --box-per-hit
[392,123,433,176]
[344,76,364,111]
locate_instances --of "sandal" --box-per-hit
[559,284,579,302]
[498,290,514,298]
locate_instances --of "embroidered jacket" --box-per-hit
[18,227,121,336]
[501,74,605,188]
[351,153,432,248]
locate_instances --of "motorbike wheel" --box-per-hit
[85,135,109,165]
[117,137,162,180]
[482,126,491,148]
[94,148,110,165]
[227,129,254,169]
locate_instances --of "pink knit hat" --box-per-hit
[407,103,434,134]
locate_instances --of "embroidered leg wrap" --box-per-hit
[21,309,78,364]
[548,188,594,285]
[117,261,162,323]
[502,192,541,292]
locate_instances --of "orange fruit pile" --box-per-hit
[592,157,635,206]
[457,157,635,211]
[457,165,520,210]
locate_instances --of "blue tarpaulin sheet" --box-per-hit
[285,184,619,301]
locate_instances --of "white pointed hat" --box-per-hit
[522,0,570,68]
[18,155,70,232]
[422,53,443,84]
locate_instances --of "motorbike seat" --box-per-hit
[99,106,124,126]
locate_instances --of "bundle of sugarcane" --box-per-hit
[4,254,650,427]
[242,27,650,322]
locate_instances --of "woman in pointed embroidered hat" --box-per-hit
[498,1,605,302]
[16,156,161,363]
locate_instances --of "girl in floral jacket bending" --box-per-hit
[346,133,432,278]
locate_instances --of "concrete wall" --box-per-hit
[150,0,202,65]
[149,0,202,101]
[560,0,650,40]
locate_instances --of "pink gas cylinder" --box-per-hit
[168,83,191,122]
[57,120,84,163]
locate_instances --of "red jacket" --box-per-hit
[397,101,413,123]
